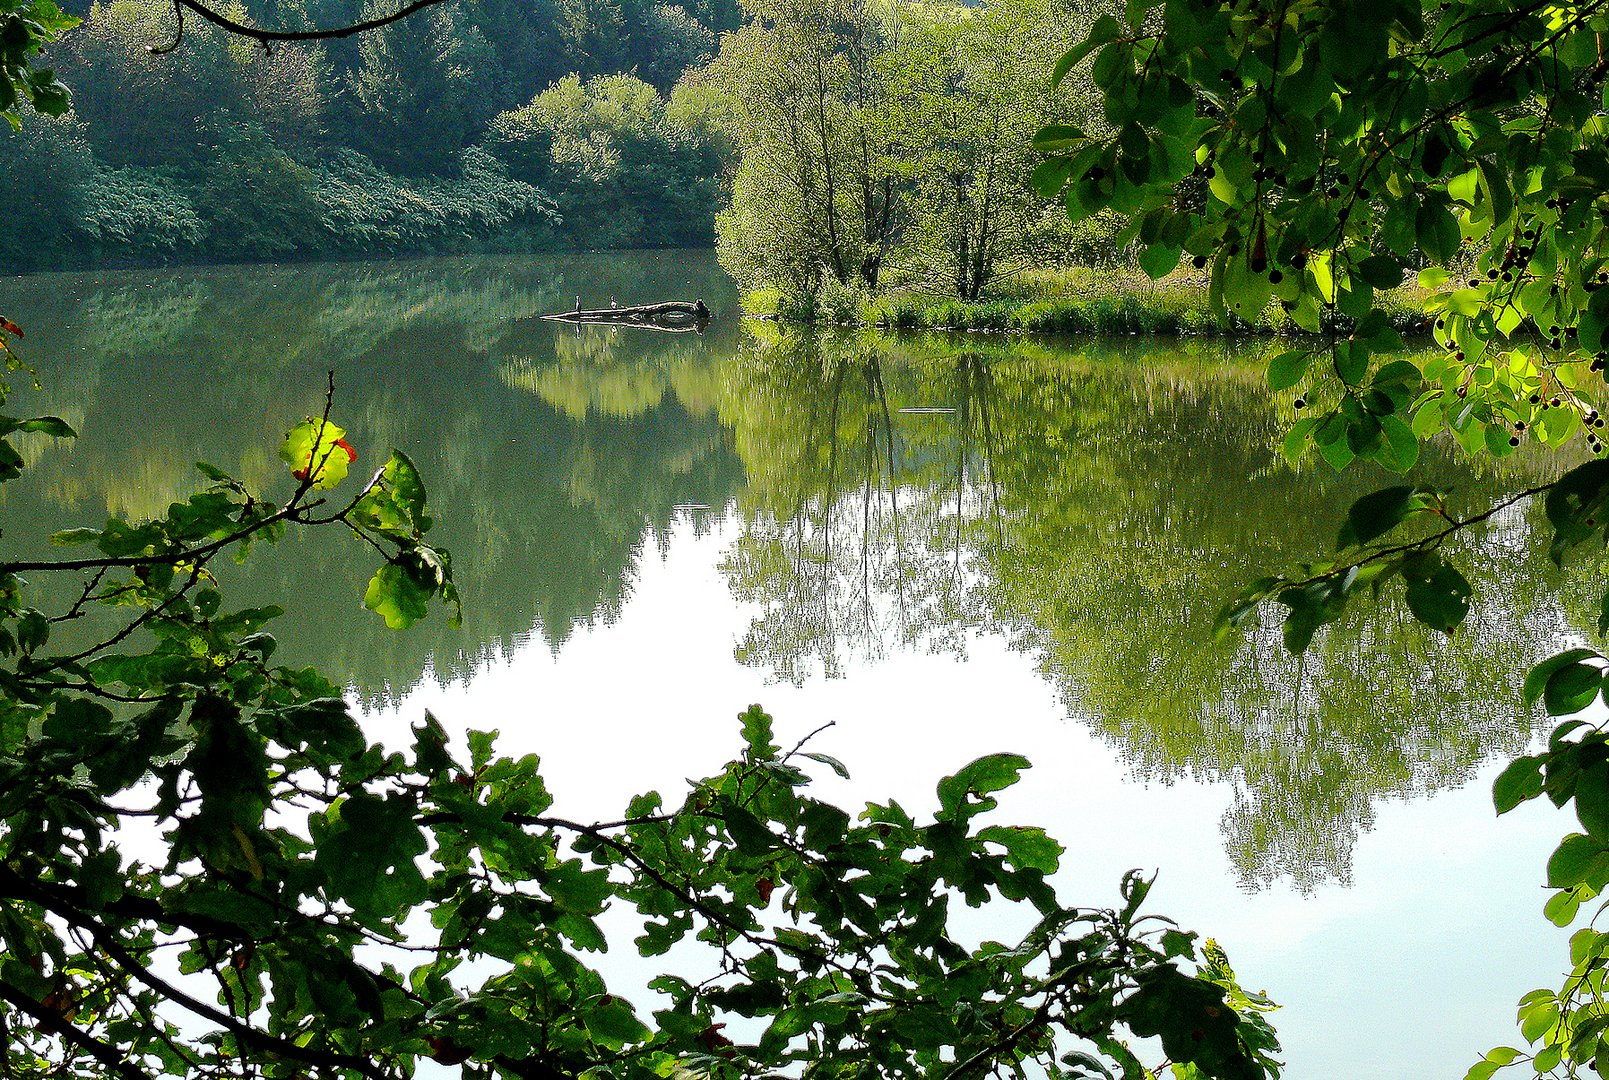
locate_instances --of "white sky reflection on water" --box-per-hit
[362,517,1571,1080]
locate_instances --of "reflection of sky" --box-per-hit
[363,518,1570,1080]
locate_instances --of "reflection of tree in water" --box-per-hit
[3,255,745,703]
[721,329,1591,890]
[9,261,1598,890]
[721,328,1010,682]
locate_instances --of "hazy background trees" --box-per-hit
[5,0,1116,282]
[2,0,738,267]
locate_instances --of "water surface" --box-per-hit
[3,251,1592,1078]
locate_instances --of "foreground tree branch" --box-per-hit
[149,0,449,53]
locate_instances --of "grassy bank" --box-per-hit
[742,267,1432,337]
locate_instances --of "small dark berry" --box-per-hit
[1510,435,1520,446]
[1192,254,1208,269]
[1269,269,1284,283]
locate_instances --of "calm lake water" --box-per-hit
[3,250,1596,1078]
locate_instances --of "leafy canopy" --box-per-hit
[1037,0,1609,1075]
[1,0,77,127]
[1036,0,1609,474]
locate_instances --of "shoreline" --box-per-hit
[739,269,1433,339]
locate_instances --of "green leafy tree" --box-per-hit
[878,0,1086,300]
[344,0,496,174]
[486,73,721,247]
[1033,0,1609,1073]
[705,0,901,294]
[59,0,245,168]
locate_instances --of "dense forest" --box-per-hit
[2,0,737,268]
[1,0,1105,287]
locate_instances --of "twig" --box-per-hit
[0,977,151,1080]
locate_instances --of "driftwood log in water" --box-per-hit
[541,300,712,330]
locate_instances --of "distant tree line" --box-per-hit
[3,0,1111,285]
[2,0,734,269]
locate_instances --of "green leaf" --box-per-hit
[1578,761,1609,838]
[977,825,1063,873]
[15,416,75,438]
[1416,200,1462,262]
[1548,834,1609,890]
[1031,124,1087,152]
[583,998,650,1049]
[799,750,850,779]
[740,704,778,760]
[1543,660,1603,717]
[1544,889,1583,927]
[1336,485,1425,548]
[1402,554,1472,633]
[364,561,432,629]
[936,753,1029,822]
[1545,460,1609,563]
[1030,156,1076,199]
[1267,349,1310,391]
[1418,267,1453,289]
[1375,414,1420,473]
[1357,255,1405,289]
[1138,243,1181,280]
[1052,15,1120,87]
[1493,756,1545,814]
[280,418,355,490]
[1525,650,1602,708]
[1281,417,1319,465]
